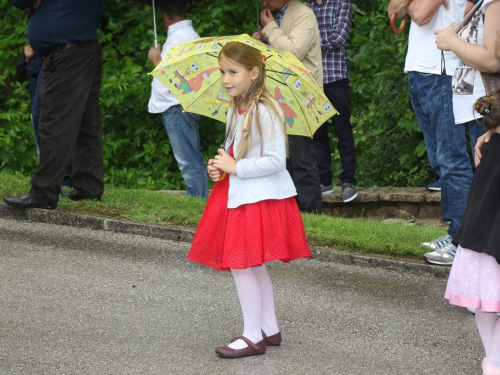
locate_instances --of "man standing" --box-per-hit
[388,0,472,265]
[5,0,104,209]
[253,0,323,213]
[307,0,358,203]
[147,0,208,198]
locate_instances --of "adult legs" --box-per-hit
[161,105,208,198]
[30,41,104,205]
[314,79,357,186]
[408,72,473,235]
[31,71,42,158]
[286,135,322,213]
[32,71,74,187]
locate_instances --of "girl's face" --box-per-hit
[219,55,258,101]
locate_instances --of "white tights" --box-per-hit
[475,309,500,370]
[228,264,280,349]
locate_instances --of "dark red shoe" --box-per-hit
[215,336,266,358]
[231,330,281,346]
[262,330,281,346]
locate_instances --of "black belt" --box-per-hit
[45,41,93,58]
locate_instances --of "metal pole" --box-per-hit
[256,0,259,31]
[152,0,158,47]
[455,0,483,31]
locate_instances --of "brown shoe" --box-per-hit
[262,330,281,346]
[215,336,266,358]
[231,330,281,346]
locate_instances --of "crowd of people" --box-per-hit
[4,0,500,371]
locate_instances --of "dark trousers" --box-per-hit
[286,135,322,213]
[32,71,73,187]
[313,78,357,185]
[30,41,104,205]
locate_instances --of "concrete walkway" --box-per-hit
[0,188,451,280]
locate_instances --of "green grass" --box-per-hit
[0,170,446,260]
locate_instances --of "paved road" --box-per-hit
[0,218,482,375]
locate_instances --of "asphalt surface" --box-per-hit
[0,217,484,375]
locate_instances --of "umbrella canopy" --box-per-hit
[150,34,337,138]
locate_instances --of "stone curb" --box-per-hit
[0,203,450,279]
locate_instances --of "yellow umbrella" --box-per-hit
[150,34,337,137]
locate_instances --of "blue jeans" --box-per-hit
[408,72,473,237]
[161,105,208,198]
[463,119,485,166]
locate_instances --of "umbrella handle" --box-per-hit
[390,12,408,34]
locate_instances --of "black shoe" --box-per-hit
[3,193,56,210]
[60,189,101,201]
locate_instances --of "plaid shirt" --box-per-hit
[273,2,289,27]
[307,0,351,83]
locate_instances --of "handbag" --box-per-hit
[481,72,500,95]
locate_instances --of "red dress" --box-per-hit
[187,145,311,271]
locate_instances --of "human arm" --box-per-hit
[495,28,500,63]
[11,0,36,8]
[474,130,492,166]
[407,0,449,26]
[148,45,161,67]
[262,6,318,60]
[317,0,351,50]
[388,0,412,18]
[435,1,500,73]
[211,149,237,176]
[24,45,35,62]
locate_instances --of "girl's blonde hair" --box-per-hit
[473,90,500,131]
[219,41,286,160]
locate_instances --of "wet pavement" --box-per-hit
[0,218,483,374]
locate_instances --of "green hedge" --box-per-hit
[0,0,435,189]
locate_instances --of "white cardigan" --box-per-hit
[225,100,297,209]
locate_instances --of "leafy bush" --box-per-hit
[0,0,436,189]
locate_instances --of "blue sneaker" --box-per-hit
[427,179,441,191]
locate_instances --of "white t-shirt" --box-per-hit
[148,20,200,114]
[405,0,467,75]
[451,0,490,124]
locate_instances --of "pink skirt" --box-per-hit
[444,245,500,312]
[187,174,312,271]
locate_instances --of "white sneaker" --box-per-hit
[420,234,452,250]
[423,243,456,266]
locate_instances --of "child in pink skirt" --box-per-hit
[187,41,311,358]
[445,90,500,374]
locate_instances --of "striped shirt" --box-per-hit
[307,0,351,83]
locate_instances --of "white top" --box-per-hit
[405,0,467,75]
[148,20,200,114]
[225,101,297,209]
[452,0,489,124]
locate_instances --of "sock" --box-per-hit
[252,264,280,336]
[229,268,264,349]
[476,308,498,357]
